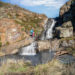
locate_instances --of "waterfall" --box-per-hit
[18,19,56,56]
[19,42,37,56]
[46,19,56,39]
[41,19,56,40]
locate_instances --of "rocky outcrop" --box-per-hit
[37,39,60,52]
[59,0,75,29]
[0,1,47,36]
[0,1,47,45]
[56,21,73,38]
[0,38,33,56]
[60,39,75,48]
[37,40,51,51]
[56,27,73,38]
[59,0,75,22]
[60,0,72,17]
[55,0,75,38]
[0,18,29,45]
[0,1,48,56]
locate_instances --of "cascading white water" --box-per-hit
[19,42,37,55]
[46,19,56,39]
[41,19,56,40]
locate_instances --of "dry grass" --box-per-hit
[0,59,75,75]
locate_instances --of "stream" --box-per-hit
[0,18,75,66]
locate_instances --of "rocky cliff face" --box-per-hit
[0,18,29,45]
[54,0,75,56]
[55,0,75,38]
[0,2,47,33]
[0,1,47,46]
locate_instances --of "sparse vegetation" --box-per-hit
[6,41,9,45]
[0,1,47,36]
[15,17,43,35]
[0,59,75,75]
[0,41,2,47]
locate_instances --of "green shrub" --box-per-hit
[21,28,25,31]
[6,41,9,45]
[0,42,2,47]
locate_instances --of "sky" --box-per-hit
[1,0,69,18]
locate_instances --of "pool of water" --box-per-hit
[0,51,75,66]
[57,54,75,64]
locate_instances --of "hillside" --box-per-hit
[0,1,47,46]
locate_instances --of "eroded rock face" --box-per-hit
[37,39,60,52]
[59,0,75,31]
[62,21,73,28]
[56,27,73,38]
[0,1,48,36]
[0,37,33,56]
[37,40,51,51]
[60,0,72,17]
[0,18,29,45]
[0,2,48,56]
[56,21,73,38]
[56,0,75,38]
[60,39,75,48]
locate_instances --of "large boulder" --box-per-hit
[56,27,73,38]
[37,39,60,52]
[37,40,51,51]
[56,21,73,38]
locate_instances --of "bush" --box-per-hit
[6,41,9,45]
[0,42,2,47]
[21,27,25,31]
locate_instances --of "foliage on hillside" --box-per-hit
[0,1,47,36]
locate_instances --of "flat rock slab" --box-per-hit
[0,38,33,56]
[37,39,60,52]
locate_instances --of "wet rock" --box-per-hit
[37,40,51,51]
[37,39,60,52]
